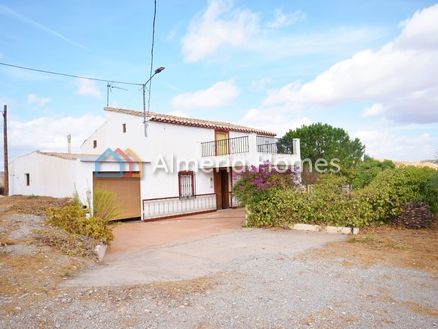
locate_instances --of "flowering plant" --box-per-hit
[233,161,299,206]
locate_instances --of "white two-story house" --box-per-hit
[9,107,301,221]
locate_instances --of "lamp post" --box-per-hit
[143,66,165,137]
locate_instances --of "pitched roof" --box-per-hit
[37,151,88,160]
[105,107,276,136]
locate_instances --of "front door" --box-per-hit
[214,168,230,209]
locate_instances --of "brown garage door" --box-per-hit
[93,174,141,220]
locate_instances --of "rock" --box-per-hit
[291,224,321,232]
[94,244,107,262]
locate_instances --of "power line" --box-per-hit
[142,0,158,137]
[147,0,157,117]
[0,62,143,86]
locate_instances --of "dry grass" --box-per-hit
[0,248,91,316]
[0,251,86,296]
[74,275,219,304]
[403,301,438,317]
[0,195,72,216]
[0,196,93,317]
[146,276,218,300]
[301,218,438,275]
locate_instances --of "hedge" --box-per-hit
[243,167,438,228]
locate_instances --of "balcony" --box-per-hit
[201,135,296,157]
[200,135,300,168]
[256,136,294,154]
[201,136,250,157]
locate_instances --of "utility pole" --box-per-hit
[67,134,72,154]
[2,105,8,196]
[142,66,165,137]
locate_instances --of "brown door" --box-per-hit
[93,174,141,220]
[214,168,229,210]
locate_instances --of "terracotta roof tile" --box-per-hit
[105,107,276,136]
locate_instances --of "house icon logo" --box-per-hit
[95,148,142,178]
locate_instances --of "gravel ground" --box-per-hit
[2,233,437,329]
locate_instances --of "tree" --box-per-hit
[280,123,365,172]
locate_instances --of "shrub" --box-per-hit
[46,203,113,244]
[93,189,120,221]
[350,157,395,189]
[232,161,299,206]
[46,203,87,234]
[246,187,375,228]
[362,166,438,219]
[84,216,114,243]
[244,166,438,228]
[34,228,99,258]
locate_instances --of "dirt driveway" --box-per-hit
[108,208,245,254]
[65,208,346,287]
[3,201,437,329]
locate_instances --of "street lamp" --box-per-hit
[142,66,165,136]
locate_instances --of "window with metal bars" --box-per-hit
[178,171,194,198]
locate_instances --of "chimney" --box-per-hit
[67,134,71,154]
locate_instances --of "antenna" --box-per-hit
[106,83,128,107]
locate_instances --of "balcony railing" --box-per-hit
[256,136,294,154]
[201,136,249,157]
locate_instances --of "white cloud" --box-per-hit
[170,80,239,110]
[27,93,50,107]
[354,129,438,161]
[266,9,306,29]
[263,4,438,124]
[75,79,101,98]
[362,103,385,117]
[181,0,383,62]
[241,107,312,136]
[9,114,104,154]
[168,110,189,117]
[250,78,272,91]
[181,0,258,62]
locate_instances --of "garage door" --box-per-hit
[93,174,141,220]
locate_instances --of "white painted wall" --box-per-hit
[80,111,218,203]
[9,152,80,198]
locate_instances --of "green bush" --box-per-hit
[246,187,375,228]
[243,166,438,228]
[84,216,114,243]
[362,166,438,218]
[46,204,87,234]
[93,189,120,221]
[46,203,113,244]
[350,157,395,189]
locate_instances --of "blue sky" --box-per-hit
[1,0,437,161]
